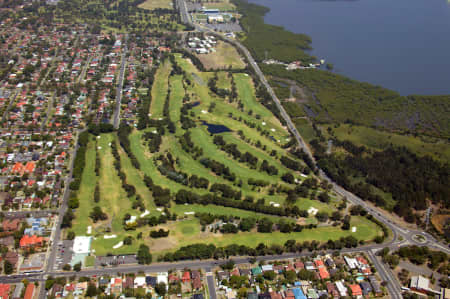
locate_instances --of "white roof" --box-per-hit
[73,236,92,254]
[335,281,347,295]
[411,275,429,290]
[157,272,168,285]
[261,265,273,271]
[344,256,359,269]
[134,276,146,286]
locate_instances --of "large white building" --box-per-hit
[73,236,92,254]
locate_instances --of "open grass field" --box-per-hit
[330,124,450,162]
[138,0,173,10]
[196,41,246,70]
[202,0,236,11]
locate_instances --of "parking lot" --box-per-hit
[95,255,138,267]
[53,240,73,270]
[204,23,241,32]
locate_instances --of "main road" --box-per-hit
[37,128,85,299]
[113,37,128,129]
[0,246,404,298]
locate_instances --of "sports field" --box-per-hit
[196,41,246,70]
[138,0,173,10]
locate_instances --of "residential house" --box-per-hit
[318,267,330,280]
[2,219,20,231]
[326,282,339,298]
[261,265,273,272]
[168,273,179,284]
[19,235,43,248]
[4,252,18,269]
[0,284,10,299]
[360,281,372,296]
[349,284,363,297]
[193,276,202,290]
[217,271,229,281]
[110,277,122,295]
[182,271,191,283]
[368,276,382,296]
[191,270,201,280]
[239,268,251,277]
[23,283,34,299]
[294,261,304,271]
[146,276,157,288]
[0,236,14,247]
[122,276,134,289]
[134,277,146,288]
[335,281,348,297]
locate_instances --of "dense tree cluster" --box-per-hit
[150,229,170,238]
[89,206,108,223]
[118,123,140,170]
[315,141,450,222]
[160,234,363,262]
[175,189,303,217]
[70,131,89,190]
[179,131,203,158]
[143,131,162,153]
[200,158,236,182]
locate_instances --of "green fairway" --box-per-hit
[150,60,171,118]
[72,137,98,235]
[117,144,158,214]
[168,75,185,128]
[171,204,291,222]
[151,215,381,255]
[70,54,385,257]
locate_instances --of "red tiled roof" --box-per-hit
[318,267,330,279]
[20,235,43,247]
[24,283,35,299]
[350,284,362,296]
[314,260,324,267]
[12,162,23,173]
[182,271,191,281]
[0,283,10,299]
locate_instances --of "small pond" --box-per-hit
[202,121,231,134]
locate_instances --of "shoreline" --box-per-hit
[237,0,450,97]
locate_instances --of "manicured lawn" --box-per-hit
[150,60,171,118]
[138,0,173,10]
[197,41,246,70]
[84,256,95,267]
[118,144,158,214]
[171,204,290,222]
[168,75,185,128]
[296,197,338,215]
[151,215,381,255]
[72,137,97,236]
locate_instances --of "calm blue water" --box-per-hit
[249,0,450,95]
[202,121,232,133]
